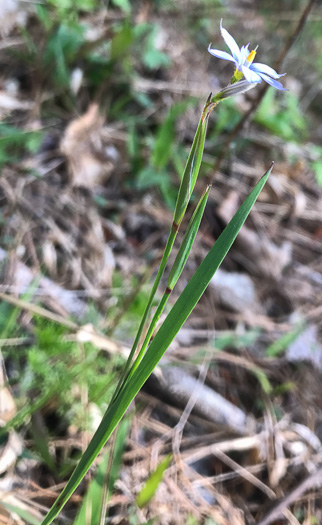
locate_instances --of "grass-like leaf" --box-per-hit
[40,164,272,525]
[112,97,213,402]
[74,418,130,525]
[136,455,172,508]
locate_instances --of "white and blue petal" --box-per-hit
[220,19,241,62]
[251,62,285,79]
[208,47,237,63]
[241,65,261,83]
[258,73,287,91]
[239,44,250,64]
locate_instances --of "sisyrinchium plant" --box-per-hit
[40,21,286,524]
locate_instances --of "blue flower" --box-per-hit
[208,20,286,91]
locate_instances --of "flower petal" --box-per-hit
[259,73,287,91]
[240,44,250,64]
[251,62,285,79]
[208,47,236,63]
[241,65,261,83]
[220,19,241,62]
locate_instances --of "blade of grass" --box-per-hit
[73,450,109,525]
[111,97,213,401]
[0,501,41,525]
[136,454,172,509]
[40,163,272,525]
[128,185,210,378]
[74,417,130,525]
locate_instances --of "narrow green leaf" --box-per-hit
[74,450,109,525]
[112,99,210,400]
[167,185,210,290]
[173,97,213,225]
[40,164,272,525]
[0,501,41,525]
[252,368,272,394]
[108,417,130,494]
[30,414,56,474]
[123,186,209,380]
[110,23,133,60]
[136,455,172,509]
[152,101,190,170]
[74,418,130,525]
[266,323,305,357]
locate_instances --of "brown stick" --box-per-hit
[256,465,322,525]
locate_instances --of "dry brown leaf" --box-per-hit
[60,104,114,188]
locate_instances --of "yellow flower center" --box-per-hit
[246,48,257,64]
[231,46,258,84]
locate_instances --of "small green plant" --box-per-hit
[1,315,118,440]
[255,89,307,142]
[40,20,285,524]
[0,124,43,168]
[137,99,195,208]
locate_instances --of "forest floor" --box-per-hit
[0,1,322,524]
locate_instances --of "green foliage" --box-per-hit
[136,100,195,208]
[212,329,261,350]
[255,90,307,142]
[0,124,43,167]
[312,159,322,185]
[111,0,131,13]
[44,23,85,87]
[309,145,322,186]
[152,102,191,170]
[204,519,220,525]
[40,0,98,19]
[3,316,118,432]
[133,23,171,70]
[136,455,172,508]
[266,323,304,357]
[212,97,241,137]
[110,22,133,61]
[0,302,20,339]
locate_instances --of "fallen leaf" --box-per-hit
[60,104,114,188]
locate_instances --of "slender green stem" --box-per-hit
[128,186,211,380]
[112,101,213,403]
[111,224,178,401]
[127,290,170,380]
